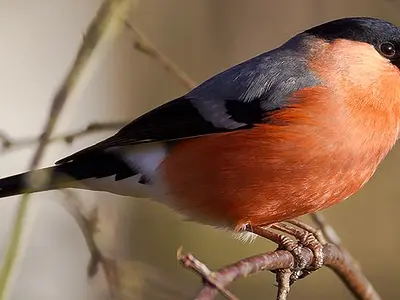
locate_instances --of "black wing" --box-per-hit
[56,94,261,164]
[57,36,319,164]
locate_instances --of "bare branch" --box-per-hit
[310,213,366,295]
[178,248,238,300]
[310,213,343,247]
[59,192,120,297]
[276,269,291,300]
[125,22,197,90]
[0,122,125,153]
[179,243,380,300]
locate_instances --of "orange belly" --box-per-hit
[160,125,381,229]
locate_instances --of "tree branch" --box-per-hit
[179,242,380,300]
[310,213,366,296]
[125,22,197,90]
[59,191,120,297]
[0,122,125,153]
[276,269,292,300]
[310,213,344,248]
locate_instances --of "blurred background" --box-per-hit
[0,0,400,299]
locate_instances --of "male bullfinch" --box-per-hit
[1,17,400,246]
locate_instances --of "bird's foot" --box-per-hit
[245,220,326,285]
[272,220,326,283]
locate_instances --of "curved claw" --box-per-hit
[248,220,326,285]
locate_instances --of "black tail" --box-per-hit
[0,166,83,198]
[0,152,136,198]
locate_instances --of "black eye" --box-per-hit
[379,42,396,58]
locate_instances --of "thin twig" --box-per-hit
[310,213,342,247]
[310,212,361,270]
[0,122,125,153]
[125,22,197,90]
[177,248,238,300]
[276,269,291,300]
[179,243,380,300]
[0,1,134,298]
[59,192,119,296]
[310,213,363,287]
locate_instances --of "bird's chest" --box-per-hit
[160,113,398,228]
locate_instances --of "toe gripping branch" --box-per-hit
[245,219,327,285]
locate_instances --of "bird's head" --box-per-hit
[305,17,400,69]
[291,17,400,131]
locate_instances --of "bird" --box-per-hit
[1,17,400,239]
